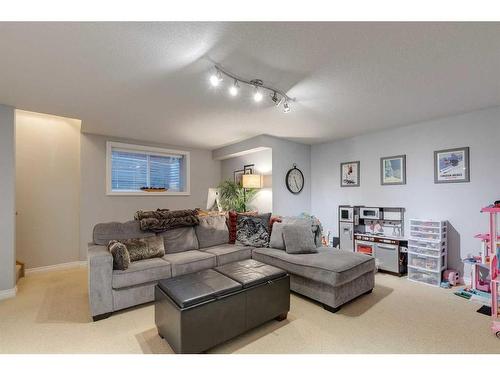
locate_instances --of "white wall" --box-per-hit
[0,104,16,294]
[80,133,221,259]
[311,106,500,271]
[213,135,311,216]
[221,148,273,213]
[15,111,81,269]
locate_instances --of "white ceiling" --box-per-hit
[0,22,499,149]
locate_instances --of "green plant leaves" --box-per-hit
[217,180,258,212]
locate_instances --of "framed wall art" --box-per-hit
[381,155,406,185]
[243,164,254,175]
[233,169,245,186]
[340,161,360,187]
[434,147,470,183]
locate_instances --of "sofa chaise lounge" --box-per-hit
[88,219,375,321]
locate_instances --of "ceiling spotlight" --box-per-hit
[209,69,223,87]
[271,91,284,107]
[283,101,290,113]
[229,80,239,96]
[253,87,263,102]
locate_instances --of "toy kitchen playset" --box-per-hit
[339,206,408,276]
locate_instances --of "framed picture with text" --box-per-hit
[434,147,470,183]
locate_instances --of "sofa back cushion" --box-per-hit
[195,214,229,248]
[93,220,155,245]
[158,227,199,254]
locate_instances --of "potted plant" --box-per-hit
[217,180,258,212]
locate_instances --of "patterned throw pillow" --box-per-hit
[118,236,165,262]
[236,213,272,248]
[228,211,259,244]
[108,240,131,270]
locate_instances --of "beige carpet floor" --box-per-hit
[0,266,499,354]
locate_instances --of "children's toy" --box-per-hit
[454,290,472,299]
[440,281,451,288]
[443,269,460,286]
[477,204,500,338]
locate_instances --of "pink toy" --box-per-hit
[443,269,460,286]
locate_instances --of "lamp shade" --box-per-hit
[242,174,262,189]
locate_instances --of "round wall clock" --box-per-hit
[285,164,304,194]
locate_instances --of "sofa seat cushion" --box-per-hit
[201,244,253,266]
[112,258,172,289]
[252,247,375,287]
[162,250,217,277]
[158,227,199,253]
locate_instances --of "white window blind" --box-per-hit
[107,142,188,194]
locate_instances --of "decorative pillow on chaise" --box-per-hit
[107,240,131,270]
[282,224,318,254]
[236,213,272,248]
[269,222,286,250]
[118,236,165,262]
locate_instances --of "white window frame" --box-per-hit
[106,141,190,196]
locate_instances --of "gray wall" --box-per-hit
[221,148,273,213]
[80,133,221,260]
[0,104,16,292]
[16,111,81,269]
[214,135,311,216]
[311,106,500,270]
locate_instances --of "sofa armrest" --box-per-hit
[88,245,113,318]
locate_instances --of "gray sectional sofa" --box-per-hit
[88,219,375,321]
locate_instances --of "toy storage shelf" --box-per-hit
[408,219,447,287]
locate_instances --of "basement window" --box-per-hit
[106,142,190,195]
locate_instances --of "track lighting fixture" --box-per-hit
[229,80,239,96]
[209,69,223,87]
[271,91,284,107]
[283,101,290,113]
[253,87,263,102]
[208,64,294,113]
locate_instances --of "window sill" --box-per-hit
[106,191,191,196]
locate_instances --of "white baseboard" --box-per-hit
[25,260,87,275]
[0,286,17,301]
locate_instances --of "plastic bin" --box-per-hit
[408,267,441,287]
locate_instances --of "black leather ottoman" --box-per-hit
[155,260,290,353]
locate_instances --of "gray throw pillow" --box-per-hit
[108,240,131,270]
[269,222,286,250]
[236,213,271,248]
[119,236,165,262]
[283,225,318,254]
